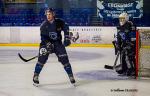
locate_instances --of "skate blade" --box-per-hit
[71,82,76,87]
[33,83,39,87]
[128,76,136,79]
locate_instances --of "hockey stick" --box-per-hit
[104,51,120,70]
[18,49,53,62]
[18,42,54,62]
[18,53,38,62]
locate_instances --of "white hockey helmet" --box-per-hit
[119,12,129,26]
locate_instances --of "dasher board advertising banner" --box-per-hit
[97,0,143,19]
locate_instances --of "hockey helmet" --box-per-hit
[119,12,129,26]
[45,8,55,15]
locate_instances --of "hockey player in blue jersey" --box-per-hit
[114,12,136,77]
[33,8,75,85]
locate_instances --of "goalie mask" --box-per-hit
[119,12,129,26]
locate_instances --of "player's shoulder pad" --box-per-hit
[116,26,121,31]
[55,18,65,24]
[116,26,120,29]
[127,21,134,26]
[40,20,47,27]
[55,18,68,28]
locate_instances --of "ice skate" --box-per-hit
[69,75,76,86]
[33,75,39,87]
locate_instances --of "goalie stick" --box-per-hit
[18,53,38,62]
[104,51,120,70]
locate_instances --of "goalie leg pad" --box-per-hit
[120,51,128,72]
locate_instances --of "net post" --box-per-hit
[135,30,139,79]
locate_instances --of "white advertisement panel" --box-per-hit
[20,27,40,43]
[70,27,117,44]
[0,27,10,43]
[1,26,149,45]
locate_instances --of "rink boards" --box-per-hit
[0,26,150,48]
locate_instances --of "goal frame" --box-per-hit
[136,28,150,79]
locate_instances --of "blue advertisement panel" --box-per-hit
[97,0,143,19]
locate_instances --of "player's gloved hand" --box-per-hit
[46,42,54,53]
[64,37,71,47]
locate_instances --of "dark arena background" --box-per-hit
[0,0,150,26]
[0,0,150,96]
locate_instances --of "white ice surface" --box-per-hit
[0,47,150,96]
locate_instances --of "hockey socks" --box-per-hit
[33,62,44,86]
[34,62,44,74]
[64,63,76,84]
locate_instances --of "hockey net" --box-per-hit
[136,29,150,78]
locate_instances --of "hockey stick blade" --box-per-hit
[18,53,38,62]
[18,53,29,62]
[104,65,113,70]
[104,51,120,70]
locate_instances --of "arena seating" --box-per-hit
[0,8,95,26]
[0,8,148,26]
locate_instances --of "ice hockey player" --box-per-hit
[33,8,75,86]
[114,12,136,77]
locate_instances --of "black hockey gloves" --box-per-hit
[64,37,71,47]
[39,42,54,56]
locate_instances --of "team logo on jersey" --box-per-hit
[49,32,57,40]
[119,32,126,40]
